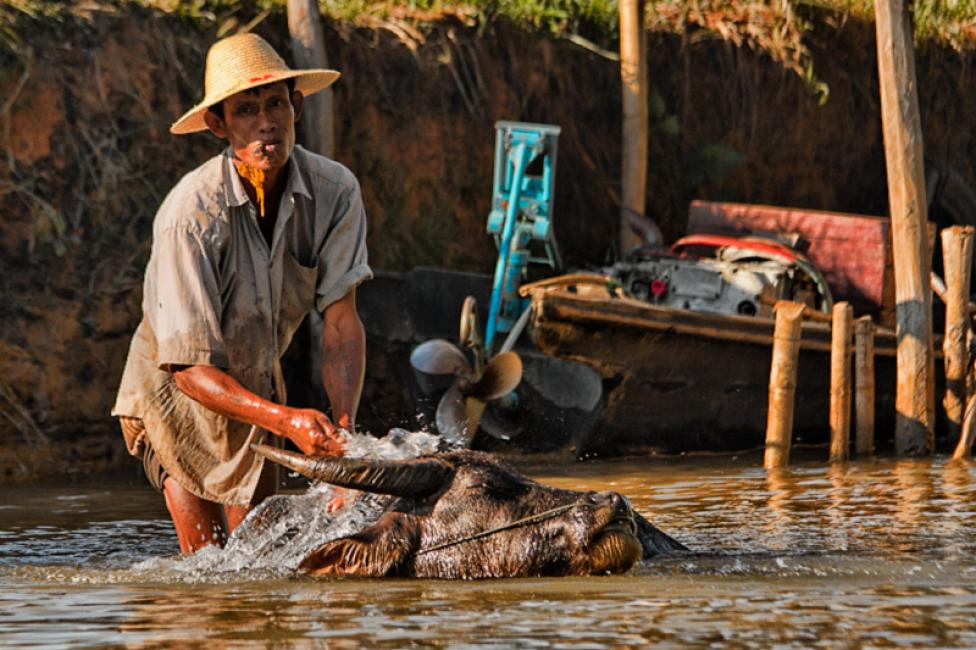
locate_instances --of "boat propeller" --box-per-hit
[410,296,523,447]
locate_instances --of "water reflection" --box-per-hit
[4,455,976,647]
[893,459,933,536]
[763,467,798,541]
[941,460,973,556]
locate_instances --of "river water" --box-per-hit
[2,449,976,648]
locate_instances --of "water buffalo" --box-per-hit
[252,444,686,579]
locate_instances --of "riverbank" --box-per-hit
[4,1,976,480]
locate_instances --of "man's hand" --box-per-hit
[326,487,349,513]
[279,408,345,457]
[335,413,353,433]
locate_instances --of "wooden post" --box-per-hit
[829,302,854,463]
[288,0,335,157]
[942,226,975,444]
[765,302,805,469]
[957,325,976,459]
[952,397,976,460]
[873,0,935,454]
[854,316,876,456]
[618,0,646,255]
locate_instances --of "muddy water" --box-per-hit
[2,453,976,648]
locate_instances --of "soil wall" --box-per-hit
[2,4,976,478]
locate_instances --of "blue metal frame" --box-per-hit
[484,121,562,353]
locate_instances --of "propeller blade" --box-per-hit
[465,351,523,400]
[436,382,472,447]
[410,339,471,376]
[465,398,487,441]
[479,407,525,441]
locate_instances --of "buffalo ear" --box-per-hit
[299,513,420,578]
[299,538,387,577]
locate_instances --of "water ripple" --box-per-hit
[3,452,976,646]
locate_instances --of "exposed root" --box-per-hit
[0,383,49,447]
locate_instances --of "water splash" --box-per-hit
[131,428,444,580]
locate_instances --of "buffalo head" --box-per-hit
[252,445,651,579]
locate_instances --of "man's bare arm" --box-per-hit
[321,288,366,429]
[172,365,343,456]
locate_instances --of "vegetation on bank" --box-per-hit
[157,0,976,53]
[4,0,974,111]
[2,0,972,265]
[4,0,976,50]
[0,0,972,265]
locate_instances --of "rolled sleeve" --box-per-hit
[145,225,228,369]
[315,178,373,312]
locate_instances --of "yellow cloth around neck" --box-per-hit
[234,160,267,217]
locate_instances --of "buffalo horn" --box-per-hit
[251,444,452,498]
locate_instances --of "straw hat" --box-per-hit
[170,32,340,135]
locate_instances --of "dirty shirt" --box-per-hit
[112,145,372,505]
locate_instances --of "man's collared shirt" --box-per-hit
[113,145,372,505]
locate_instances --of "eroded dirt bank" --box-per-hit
[2,4,976,479]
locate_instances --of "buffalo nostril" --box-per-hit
[605,492,632,516]
[593,491,620,506]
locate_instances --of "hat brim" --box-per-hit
[169,69,340,135]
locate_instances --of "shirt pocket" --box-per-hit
[278,251,319,350]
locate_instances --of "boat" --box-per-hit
[522,278,898,455]
[515,200,919,456]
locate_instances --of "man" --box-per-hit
[112,33,371,553]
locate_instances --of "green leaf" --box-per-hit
[658,115,680,136]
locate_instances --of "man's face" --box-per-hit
[204,81,304,175]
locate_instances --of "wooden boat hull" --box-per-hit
[527,287,901,455]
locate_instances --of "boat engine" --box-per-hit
[607,234,833,317]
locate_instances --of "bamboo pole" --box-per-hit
[287,0,335,157]
[952,396,976,460]
[765,301,806,469]
[942,226,975,445]
[873,0,935,455]
[855,316,876,456]
[618,0,646,255]
[829,302,854,463]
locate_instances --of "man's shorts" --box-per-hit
[119,416,168,492]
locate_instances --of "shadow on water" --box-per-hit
[3,447,976,647]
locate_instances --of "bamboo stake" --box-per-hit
[765,301,805,469]
[618,0,646,255]
[287,0,335,157]
[829,302,854,463]
[873,0,935,455]
[970,326,976,392]
[953,396,976,460]
[942,226,975,445]
[855,316,876,456]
